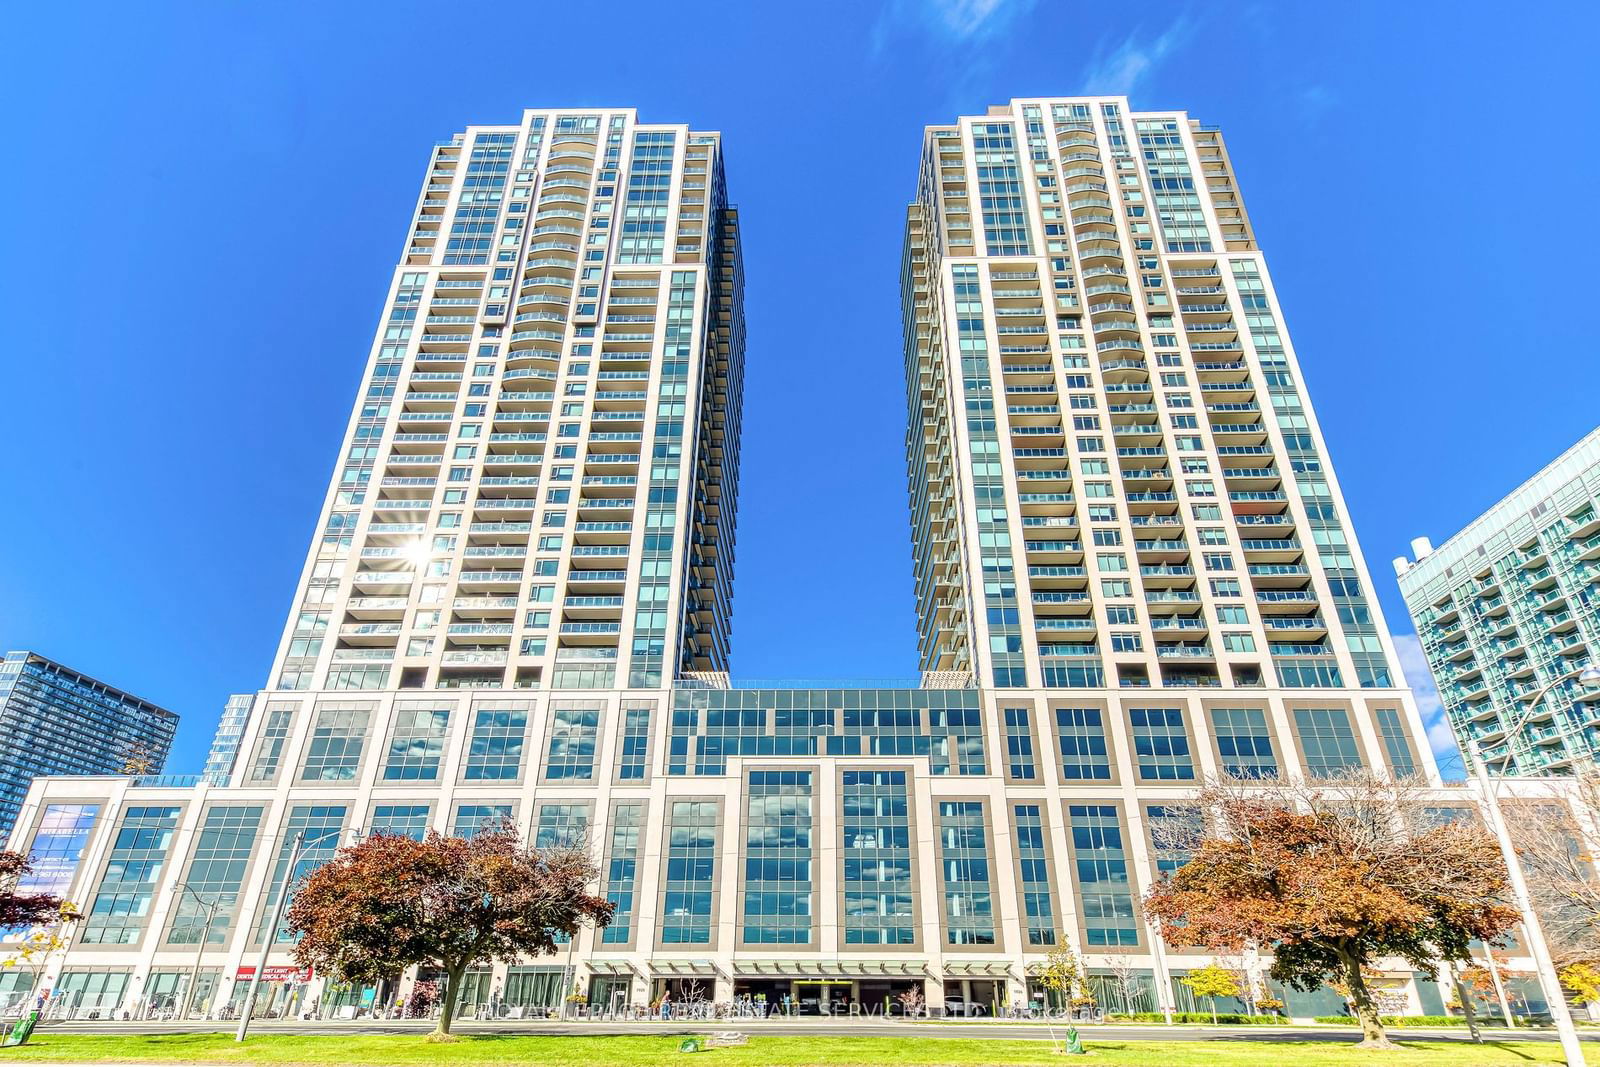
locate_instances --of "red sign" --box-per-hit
[236,966,310,982]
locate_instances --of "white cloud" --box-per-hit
[925,0,1023,38]
[1392,631,1466,777]
[1079,17,1196,97]
[873,0,1037,52]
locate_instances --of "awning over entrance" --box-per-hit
[650,960,722,977]
[944,961,1015,977]
[732,960,926,978]
[587,960,637,976]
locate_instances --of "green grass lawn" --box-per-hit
[0,1034,1582,1066]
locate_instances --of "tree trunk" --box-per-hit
[1449,963,1483,1044]
[432,961,467,1039]
[1210,996,1218,1026]
[1338,952,1392,1049]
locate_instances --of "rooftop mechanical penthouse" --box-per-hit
[4,100,1499,1025]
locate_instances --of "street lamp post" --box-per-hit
[1464,665,1600,1067]
[561,931,578,1020]
[236,832,305,1043]
[171,883,224,1020]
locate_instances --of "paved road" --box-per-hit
[28,1018,1600,1044]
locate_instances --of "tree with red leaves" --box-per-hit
[1144,772,1519,1048]
[285,826,612,1038]
[0,851,74,929]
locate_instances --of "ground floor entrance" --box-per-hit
[941,979,1005,1017]
[727,978,923,1016]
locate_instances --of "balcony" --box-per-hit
[352,570,415,589]
[1036,618,1097,631]
[1135,539,1190,561]
[1028,564,1088,585]
[1151,617,1208,632]
[564,594,625,609]
[1262,616,1327,636]
[442,650,508,666]
[457,570,524,587]
[1156,644,1214,660]
[1255,589,1318,611]
[557,564,624,583]
[560,620,622,637]
[452,596,519,615]
[1032,590,1092,606]
[340,622,401,641]
[1240,538,1301,562]
[1024,539,1083,560]
[464,546,527,559]
[1246,563,1310,586]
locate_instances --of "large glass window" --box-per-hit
[660,801,717,944]
[381,706,450,781]
[616,704,651,780]
[1069,804,1137,947]
[1294,707,1364,777]
[54,971,129,1016]
[1004,706,1037,780]
[368,804,430,840]
[1055,707,1111,780]
[0,972,35,1015]
[1375,707,1417,776]
[601,803,643,944]
[938,801,995,945]
[1208,707,1278,777]
[742,771,813,945]
[462,707,528,780]
[1128,708,1194,781]
[544,702,600,780]
[841,770,914,945]
[973,122,1033,255]
[1145,804,1198,877]
[246,705,296,783]
[534,803,590,848]
[504,967,566,1011]
[256,805,347,944]
[535,802,591,946]
[668,690,986,775]
[81,806,181,944]
[452,804,514,838]
[298,707,371,781]
[167,805,262,945]
[1013,804,1056,946]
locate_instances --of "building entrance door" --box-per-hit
[731,978,789,1016]
[794,981,852,1016]
[856,979,920,1016]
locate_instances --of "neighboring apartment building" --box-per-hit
[0,651,176,840]
[1396,427,1600,775]
[4,100,1515,1024]
[199,695,255,785]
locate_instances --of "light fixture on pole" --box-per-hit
[1466,664,1600,1067]
[171,882,224,1020]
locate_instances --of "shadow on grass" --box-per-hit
[1193,1035,1563,1060]
[1161,1029,1569,1047]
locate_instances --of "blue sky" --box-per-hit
[3,0,1597,776]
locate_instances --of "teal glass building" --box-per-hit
[1397,428,1600,775]
[0,651,177,840]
